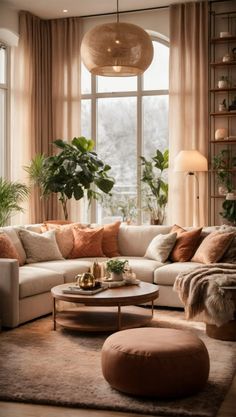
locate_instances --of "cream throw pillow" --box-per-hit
[145,233,177,262]
[19,229,64,263]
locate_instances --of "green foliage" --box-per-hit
[141,149,169,224]
[106,259,128,274]
[212,149,236,192]
[0,178,29,227]
[220,199,236,225]
[25,137,115,220]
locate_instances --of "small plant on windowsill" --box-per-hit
[106,259,128,282]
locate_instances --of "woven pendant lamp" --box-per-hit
[81,1,154,77]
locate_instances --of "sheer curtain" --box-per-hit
[168,1,208,227]
[11,12,81,224]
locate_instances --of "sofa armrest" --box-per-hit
[0,259,19,328]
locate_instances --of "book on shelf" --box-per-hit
[62,285,107,295]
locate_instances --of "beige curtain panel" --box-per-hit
[11,12,81,224]
[168,1,208,227]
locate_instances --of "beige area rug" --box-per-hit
[0,309,236,417]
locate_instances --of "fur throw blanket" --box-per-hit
[173,263,236,327]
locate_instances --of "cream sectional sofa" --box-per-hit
[0,224,219,328]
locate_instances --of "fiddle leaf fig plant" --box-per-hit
[141,149,169,224]
[25,137,115,220]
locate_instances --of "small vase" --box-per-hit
[110,272,123,281]
[218,185,228,196]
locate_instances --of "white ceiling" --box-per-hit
[2,0,193,19]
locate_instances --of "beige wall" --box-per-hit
[0,1,19,45]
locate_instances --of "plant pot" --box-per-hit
[110,272,124,282]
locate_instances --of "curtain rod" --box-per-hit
[81,5,169,20]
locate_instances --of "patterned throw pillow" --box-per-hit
[169,225,202,262]
[0,232,21,263]
[19,229,64,263]
[191,231,235,264]
[68,227,105,258]
[145,232,177,262]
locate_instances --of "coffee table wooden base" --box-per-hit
[54,305,153,332]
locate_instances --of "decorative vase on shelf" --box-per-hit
[215,128,228,140]
[218,76,228,89]
[218,185,228,196]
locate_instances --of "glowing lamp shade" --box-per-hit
[80,22,154,77]
[174,150,208,173]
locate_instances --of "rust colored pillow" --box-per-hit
[69,227,105,258]
[0,232,21,264]
[41,220,72,232]
[102,221,121,257]
[170,225,202,262]
[191,231,235,264]
[41,222,89,258]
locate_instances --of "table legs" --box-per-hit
[53,298,56,331]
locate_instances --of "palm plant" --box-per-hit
[0,177,29,226]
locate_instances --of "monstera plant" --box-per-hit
[25,137,115,220]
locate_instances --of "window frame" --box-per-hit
[0,43,10,179]
[81,34,169,223]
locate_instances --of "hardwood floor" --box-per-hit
[0,373,235,417]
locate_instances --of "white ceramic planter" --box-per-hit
[110,272,124,281]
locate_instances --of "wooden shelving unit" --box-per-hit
[209,4,236,225]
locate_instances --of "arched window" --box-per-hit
[0,43,9,178]
[81,34,169,224]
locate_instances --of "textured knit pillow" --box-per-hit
[102,221,121,257]
[0,232,21,263]
[191,230,235,264]
[145,232,177,262]
[19,229,64,263]
[69,227,105,258]
[170,225,202,262]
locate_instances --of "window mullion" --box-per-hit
[90,74,97,223]
[137,74,143,225]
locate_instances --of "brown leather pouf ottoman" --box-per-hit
[101,327,210,399]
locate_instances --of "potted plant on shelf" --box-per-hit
[220,195,236,225]
[212,149,236,196]
[140,149,169,225]
[25,137,115,220]
[106,259,128,282]
[0,177,29,226]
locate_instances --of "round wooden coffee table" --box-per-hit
[51,282,159,332]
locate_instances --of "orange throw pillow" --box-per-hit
[170,225,202,262]
[0,232,21,264]
[191,231,235,264]
[102,221,121,257]
[42,222,89,258]
[69,227,105,258]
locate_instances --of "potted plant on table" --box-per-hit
[141,149,169,224]
[25,137,115,220]
[106,259,128,282]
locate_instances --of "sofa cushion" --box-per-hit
[154,262,203,286]
[169,225,202,262]
[0,232,21,263]
[118,225,172,257]
[102,221,121,258]
[19,266,64,298]
[145,232,177,262]
[28,259,108,283]
[19,229,64,263]
[219,225,236,263]
[69,227,105,258]
[191,231,235,264]
[114,256,164,283]
[0,226,26,265]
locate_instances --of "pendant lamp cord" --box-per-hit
[116,0,119,23]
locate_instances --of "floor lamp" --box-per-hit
[174,150,208,226]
